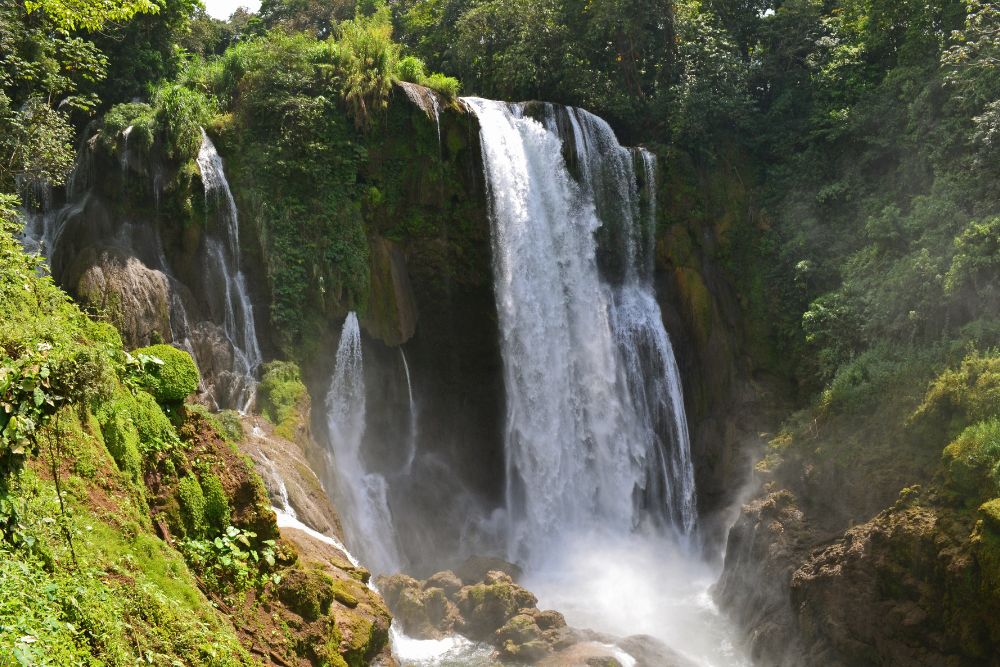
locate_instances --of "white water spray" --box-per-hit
[323,313,403,575]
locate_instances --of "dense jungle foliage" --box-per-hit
[1,0,999,661]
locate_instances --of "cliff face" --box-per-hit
[716,353,1000,665]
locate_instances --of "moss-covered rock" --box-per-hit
[258,360,308,439]
[278,567,336,621]
[134,344,200,403]
[201,473,231,532]
[177,474,207,538]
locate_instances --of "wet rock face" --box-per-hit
[377,561,573,662]
[714,489,812,666]
[69,247,173,348]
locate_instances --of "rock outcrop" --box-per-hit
[377,561,575,662]
[69,247,173,348]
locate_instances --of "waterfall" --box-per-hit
[196,129,263,411]
[399,348,418,475]
[465,98,697,563]
[323,313,403,574]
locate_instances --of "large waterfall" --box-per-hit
[195,130,263,411]
[323,312,403,574]
[465,98,696,563]
[464,98,744,665]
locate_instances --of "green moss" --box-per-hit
[133,389,180,453]
[201,473,231,534]
[980,499,1000,532]
[177,474,207,538]
[330,578,361,608]
[259,361,307,438]
[96,394,144,482]
[3,470,253,666]
[277,567,335,621]
[133,344,200,403]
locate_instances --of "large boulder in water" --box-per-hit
[377,565,570,662]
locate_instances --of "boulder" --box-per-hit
[71,247,173,348]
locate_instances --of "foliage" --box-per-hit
[943,418,1000,501]
[181,525,277,594]
[24,0,158,32]
[153,84,217,161]
[912,351,1000,428]
[102,102,156,154]
[0,470,255,665]
[338,2,401,128]
[133,344,201,403]
[0,208,118,480]
[203,33,371,349]
[259,361,307,437]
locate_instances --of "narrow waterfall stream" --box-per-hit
[399,348,418,475]
[323,312,404,575]
[465,98,746,666]
[195,130,264,411]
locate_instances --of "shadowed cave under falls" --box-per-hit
[320,99,747,666]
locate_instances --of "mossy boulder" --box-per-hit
[278,568,336,621]
[134,344,200,403]
[258,361,307,439]
[177,474,207,538]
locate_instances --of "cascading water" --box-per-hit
[466,98,745,665]
[465,98,694,560]
[323,312,403,575]
[399,348,418,475]
[196,129,263,411]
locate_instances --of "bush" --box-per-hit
[178,474,207,538]
[102,102,156,154]
[395,55,426,83]
[96,395,144,481]
[152,84,217,160]
[421,72,460,98]
[259,361,307,438]
[202,474,231,534]
[943,418,1000,501]
[133,344,200,403]
[338,2,400,128]
[913,352,1000,428]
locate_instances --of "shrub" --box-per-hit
[178,474,207,538]
[913,352,1000,428]
[259,361,307,438]
[421,72,461,98]
[102,102,156,154]
[202,474,231,534]
[338,2,400,128]
[181,526,277,594]
[395,55,426,83]
[152,84,218,161]
[133,344,200,403]
[942,418,1000,501]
